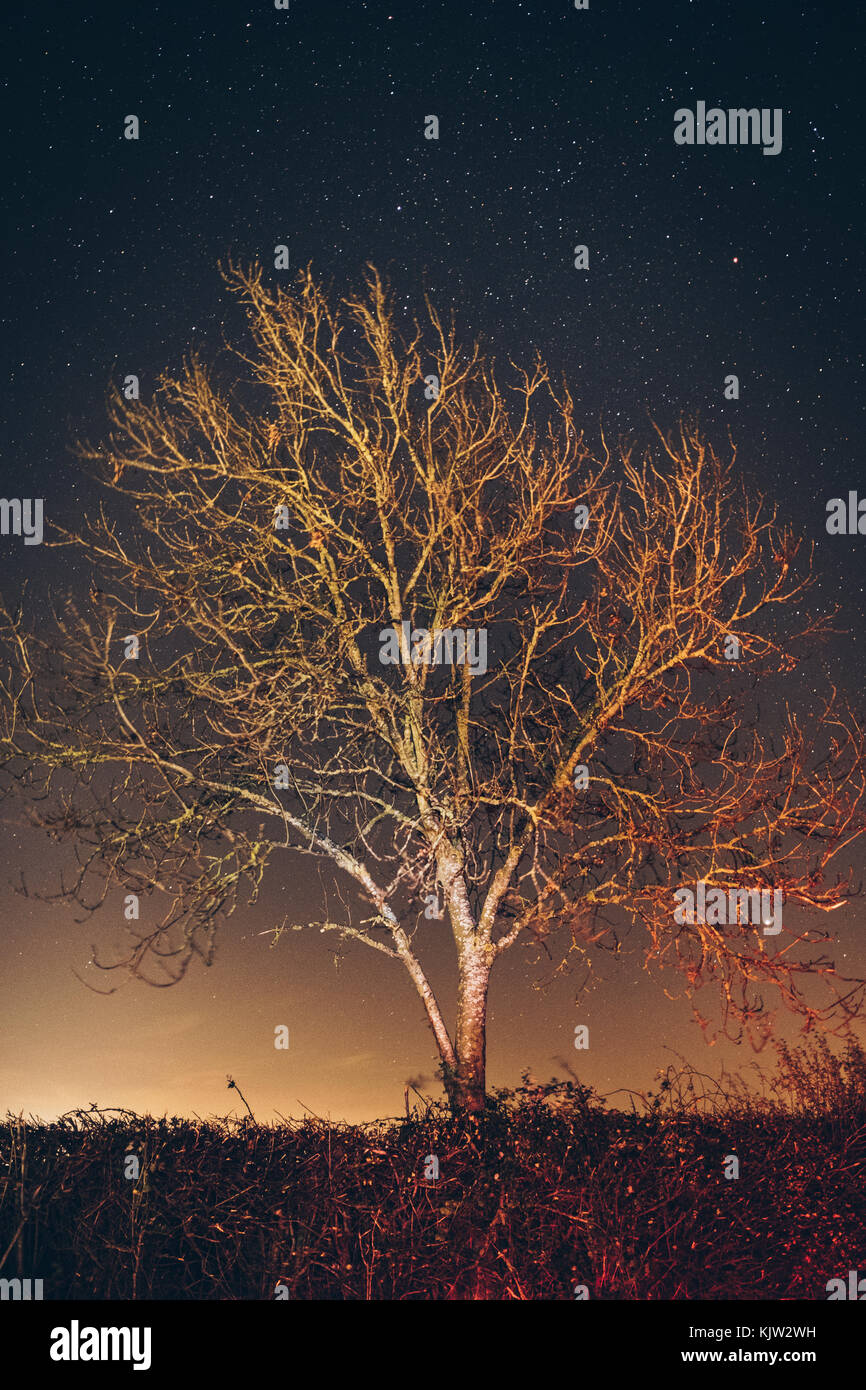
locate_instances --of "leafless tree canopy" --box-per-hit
[1,261,864,1109]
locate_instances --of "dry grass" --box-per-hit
[2,1039,865,1300]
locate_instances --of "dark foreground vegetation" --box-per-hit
[2,1040,865,1300]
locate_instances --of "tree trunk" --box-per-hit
[446,946,491,1114]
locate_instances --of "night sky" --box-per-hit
[1,0,865,1123]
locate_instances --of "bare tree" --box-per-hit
[2,262,865,1113]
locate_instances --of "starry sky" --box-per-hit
[1,0,865,1123]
